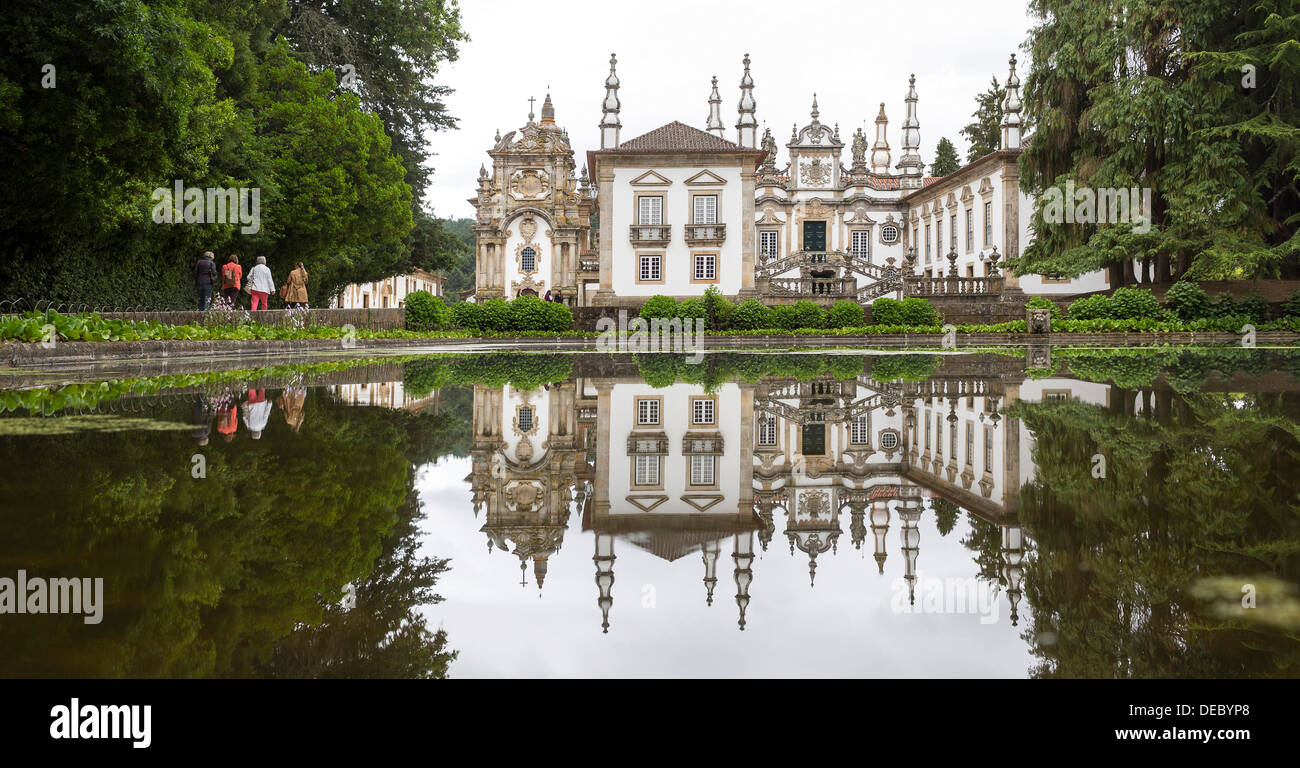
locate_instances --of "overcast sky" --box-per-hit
[422,0,1035,218]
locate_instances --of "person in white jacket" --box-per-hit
[247,256,275,311]
[243,389,273,439]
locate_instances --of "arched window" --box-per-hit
[520,247,536,273]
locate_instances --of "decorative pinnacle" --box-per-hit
[811,93,819,120]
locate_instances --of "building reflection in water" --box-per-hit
[455,362,1107,634]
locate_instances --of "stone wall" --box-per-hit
[98,307,406,330]
[924,292,1029,325]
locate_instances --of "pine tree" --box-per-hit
[931,137,961,176]
[960,76,1005,162]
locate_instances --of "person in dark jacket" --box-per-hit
[195,251,218,310]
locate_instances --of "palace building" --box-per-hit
[470,53,1110,309]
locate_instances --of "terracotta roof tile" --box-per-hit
[611,121,747,153]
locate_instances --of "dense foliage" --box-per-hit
[0,0,467,308]
[1014,0,1300,285]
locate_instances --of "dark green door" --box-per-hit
[803,221,826,252]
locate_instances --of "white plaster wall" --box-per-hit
[610,165,745,298]
[608,382,742,514]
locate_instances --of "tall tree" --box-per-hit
[277,0,468,206]
[931,137,961,176]
[1012,0,1297,286]
[960,76,1005,162]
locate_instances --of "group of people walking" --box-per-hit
[194,251,309,311]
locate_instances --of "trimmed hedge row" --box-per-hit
[640,293,939,332]
[405,292,573,333]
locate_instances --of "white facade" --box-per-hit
[607,164,746,298]
[332,269,443,309]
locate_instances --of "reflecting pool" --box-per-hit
[2,348,1298,677]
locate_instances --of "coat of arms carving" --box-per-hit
[800,158,832,186]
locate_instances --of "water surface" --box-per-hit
[1,349,1297,677]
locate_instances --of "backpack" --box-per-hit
[222,263,238,288]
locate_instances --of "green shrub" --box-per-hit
[1209,291,1239,319]
[899,297,939,325]
[675,297,707,321]
[639,295,677,320]
[730,298,775,330]
[1237,293,1271,323]
[450,301,482,330]
[701,286,734,330]
[1164,281,1211,321]
[871,297,938,326]
[404,291,449,331]
[1066,293,1112,320]
[1109,287,1161,320]
[507,296,551,331]
[1281,290,1300,319]
[542,300,574,332]
[478,298,511,332]
[773,300,825,330]
[827,300,865,328]
[1025,295,1060,322]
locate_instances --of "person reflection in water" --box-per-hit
[243,388,272,440]
[215,391,239,442]
[276,388,306,433]
[190,398,213,446]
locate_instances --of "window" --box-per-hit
[517,406,533,433]
[935,220,943,258]
[925,224,932,262]
[880,224,899,244]
[638,255,661,282]
[693,254,717,281]
[634,455,660,486]
[690,454,715,486]
[758,416,777,446]
[520,246,536,273]
[950,423,958,456]
[760,230,779,259]
[693,195,717,224]
[638,196,663,225]
[984,201,993,245]
[966,423,974,465]
[924,413,931,450]
[880,431,899,451]
[850,414,870,445]
[965,209,974,252]
[691,397,715,426]
[950,214,957,250]
[636,397,660,426]
[850,230,871,259]
[984,426,994,471]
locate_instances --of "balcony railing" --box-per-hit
[768,277,853,297]
[629,224,671,247]
[903,275,1004,296]
[684,223,726,245]
[578,257,599,273]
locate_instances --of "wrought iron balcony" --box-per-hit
[629,224,671,247]
[683,223,726,245]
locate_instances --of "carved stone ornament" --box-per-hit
[509,169,551,200]
[800,157,832,186]
[800,489,830,520]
